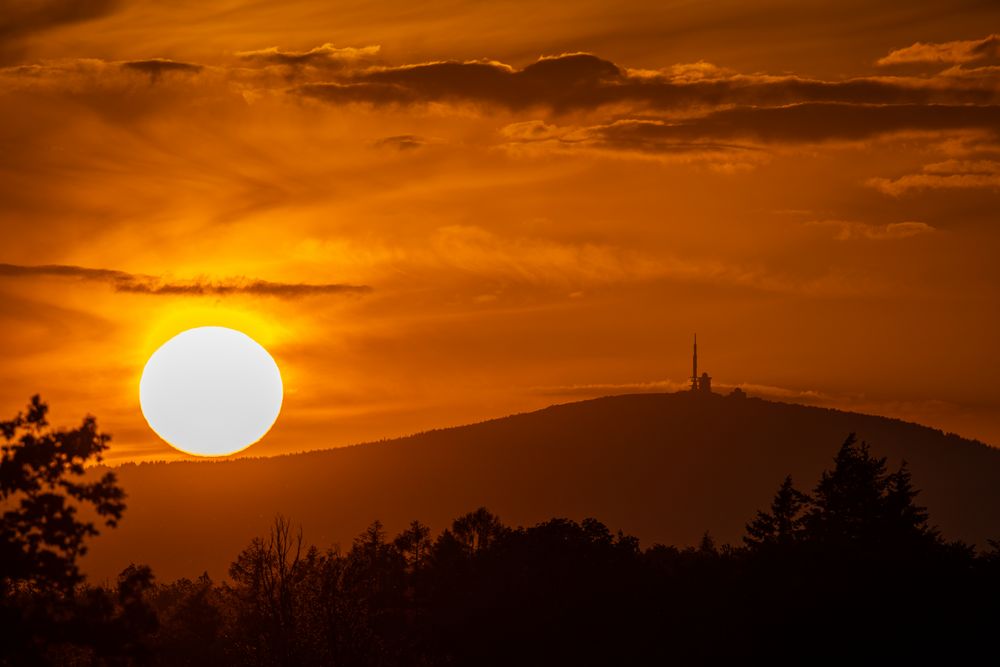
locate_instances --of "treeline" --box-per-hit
[3,399,1000,665]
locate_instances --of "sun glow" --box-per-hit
[139,326,284,456]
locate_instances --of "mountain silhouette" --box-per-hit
[83,392,1000,582]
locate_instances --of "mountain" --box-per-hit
[83,392,1000,583]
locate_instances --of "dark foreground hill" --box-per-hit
[84,392,1000,582]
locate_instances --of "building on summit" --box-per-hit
[690,334,712,394]
[688,335,747,398]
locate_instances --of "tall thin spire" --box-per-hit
[691,334,698,391]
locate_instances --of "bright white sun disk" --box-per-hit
[139,326,283,456]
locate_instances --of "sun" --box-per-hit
[139,326,283,456]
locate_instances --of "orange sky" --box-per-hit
[2,1,999,462]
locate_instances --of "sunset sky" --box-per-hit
[2,1,999,462]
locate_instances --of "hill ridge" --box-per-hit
[85,392,1000,582]
[116,392,995,470]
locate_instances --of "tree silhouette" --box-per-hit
[802,433,939,551]
[1,395,125,593]
[345,520,406,600]
[0,396,132,664]
[451,507,505,554]
[393,520,432,574]
[882,462,939,547]
[109,563,159,662]
[150,572,225,665]
[744,475,810,549]
[6,427,1000,664]
[228,515,303,666]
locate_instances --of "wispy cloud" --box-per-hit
[0,263,371,298]
[806,220,935,240]
[373,134,427,150]
[877,34,1000,66]
[408,226,886,297]
[499,105,1000,163]
[868,159,1000,195]
[237,43,380,68]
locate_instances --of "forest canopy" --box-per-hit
[2,400,998,665]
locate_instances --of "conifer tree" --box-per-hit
[744,475,810,549]
[801,434,941,553]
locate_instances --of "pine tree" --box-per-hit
[803,434,889,545]
[801,434,940,553]
[882,462,938,547]
[744,475,810,549]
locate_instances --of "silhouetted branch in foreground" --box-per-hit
[1,396,143,665]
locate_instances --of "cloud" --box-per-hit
[877,34,1000,66]
[923,159,1000,173]
[416,226,875,297]
[501,104,1000,158]
[868,159,1000,195]
[121,59,204,81]
[319,51,622,111]
[500,120,562,142]
[116,279,371,297]
[499,118,766,169]
[663,61,736,83]
[373,134,426,150]
[806,220,935,241]
[237,43,380,68]
[573,120,761,152]
[0,263,371,298]
[7,48,1000,133]
[0,56,235,125]
[294,52,1000,112]
[645,103,1000,143]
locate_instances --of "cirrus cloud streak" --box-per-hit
[0,263,371,298]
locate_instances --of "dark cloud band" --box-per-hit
[582,103,1000,146]
[121,59,204,81]
[0,263,371,298]
[5,47,1000,150]
[295,53,1000,112]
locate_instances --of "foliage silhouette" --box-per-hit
[804,433,937,548]
[745,434,944,555]
[1,395,125,592]
[744,474,809,549]
[393,520,431,574]
[123,429,999,666]
[0,396,142,665]
[227,515,304,665]
[4,421,1000,665]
